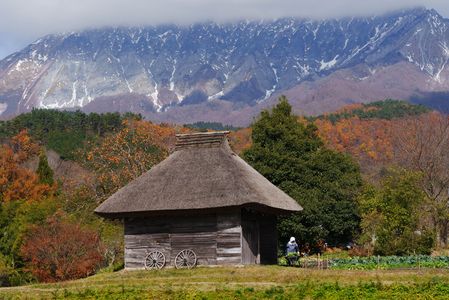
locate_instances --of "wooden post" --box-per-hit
[318,253,321,270]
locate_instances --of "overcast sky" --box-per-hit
[1,0,448,59]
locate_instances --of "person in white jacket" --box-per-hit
[285,237,300,266]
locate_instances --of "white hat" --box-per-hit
[289,237,296,243]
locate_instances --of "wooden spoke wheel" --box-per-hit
[174,249,197,269]
[144,251,166,270]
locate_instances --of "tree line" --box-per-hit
[0,109,142,159]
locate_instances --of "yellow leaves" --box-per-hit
[367,151,377,160]
[86,153,93,161]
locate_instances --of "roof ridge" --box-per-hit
[175,131,230,137]
[175,131,230,150]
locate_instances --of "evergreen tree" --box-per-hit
[37,149,54,186]
[243,96,362,248]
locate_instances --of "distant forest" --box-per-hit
[0,109,142,159]
[313,99,430,123]
[183,121,240,132]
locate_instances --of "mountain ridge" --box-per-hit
[1,7,449,124]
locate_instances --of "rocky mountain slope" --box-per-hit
[1,7,449,125]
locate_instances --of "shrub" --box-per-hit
[20,212,103,282]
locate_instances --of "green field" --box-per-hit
[2,266,449,299]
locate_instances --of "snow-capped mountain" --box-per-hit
[1,7,449,124]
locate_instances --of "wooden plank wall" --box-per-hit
[124,218,171,269]
[124,213,242,269]
[216,212,242,264]
[169,215,217,266]
[124,211,278,268]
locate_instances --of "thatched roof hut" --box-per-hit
[95,131,301,268]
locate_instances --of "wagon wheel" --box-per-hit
[144,251,166,270]
[174,249,197,269]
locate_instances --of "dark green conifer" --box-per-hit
[37,149,54,186]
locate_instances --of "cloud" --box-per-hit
[0,0,448,58]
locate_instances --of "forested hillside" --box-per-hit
[314,100,430,122]
[1,99,448,287]
[0,110,143,159]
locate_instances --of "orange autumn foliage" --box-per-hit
[228,128,252,154]
[84,120,175,196]
[229,116,396,165]
[9,129,40,162]
[0,130,54,202]
[328,103,365,115]
[315,117,394,163]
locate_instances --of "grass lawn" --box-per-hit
[1,266,449,299]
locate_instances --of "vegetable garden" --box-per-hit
[329,255,449,270]
[280,255,449,270]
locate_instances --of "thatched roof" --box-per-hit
[95,131,302,216]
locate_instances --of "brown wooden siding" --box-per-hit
[217,212,242,264]
[124,213,242,269]
[241,209,260,264]
[125,215,216,268]
[124,210,276,269]
[241,221,259,264]
[125,219,171,269]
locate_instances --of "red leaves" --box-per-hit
[20,212,103,282]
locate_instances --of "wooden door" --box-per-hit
[242,218,260,264]
[259,215,278,264]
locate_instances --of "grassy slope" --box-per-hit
[1,266,449,299]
